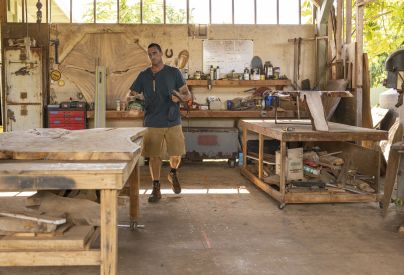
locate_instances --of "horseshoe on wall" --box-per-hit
[165,49,173,58]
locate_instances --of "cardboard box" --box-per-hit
[275,148,303,181]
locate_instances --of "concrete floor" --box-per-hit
[1,162,404,275]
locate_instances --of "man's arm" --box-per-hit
[171,84,191,103]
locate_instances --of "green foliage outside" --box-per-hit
[363,0,404,87]
[83,0,187,24]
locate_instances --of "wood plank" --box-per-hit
[285,192,379,203]
[0,161,127,191]
[0,225,95,250]
[100,190,118,275]
[383,147,400,216]
[346,0,352,43]
[0,0,6,23]
[0,211,66,225]
[336,0,343,60]
[258,134,264,179]
[0,250,100,266]
[362,53,372,128]
[302,92,329,131]
[0,128,145,161]
[239,120,388,142]
[0,217,57,234]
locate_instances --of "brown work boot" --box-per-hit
[168,169,181,194]
[148,181,161,203]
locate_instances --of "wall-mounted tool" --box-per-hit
[50,38,60,64]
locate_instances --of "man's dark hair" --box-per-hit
[148,43,162,52]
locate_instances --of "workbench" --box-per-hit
[240,120,388,208]
[0,128,145,275]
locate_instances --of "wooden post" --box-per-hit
[346,0,352,43]
[0,0,7,23]
[336,0,343,60]
[100,190,118,275]
[258,134,263,179]
[280,141,287,196]
[383,148,400,216]
[129,164,140,223]
[242,127,247,169]
[355,1,364,126]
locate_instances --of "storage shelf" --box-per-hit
[87,110,298,119]
[186,79,291,87]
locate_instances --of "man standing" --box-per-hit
[128,43,191,203]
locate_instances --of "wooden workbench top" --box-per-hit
[240,119,388,141]
[0,128,145,161]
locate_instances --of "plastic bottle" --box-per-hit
[210,65,214,80]
[215,66,220,80]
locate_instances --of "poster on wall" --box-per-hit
[203,40,254,76]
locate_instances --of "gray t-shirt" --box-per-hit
[130,65,186,128]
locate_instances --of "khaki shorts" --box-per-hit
[142,124,186,157]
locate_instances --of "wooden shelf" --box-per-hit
[87,110,298,119]
[186,79,291,87]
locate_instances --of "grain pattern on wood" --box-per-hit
[59,32,150,110]
[0,251,100,266]
[100,190,118,275]
[302,92,329,131]
[0,225,94,250]
[0,128,145,161]
[0,217,57,234]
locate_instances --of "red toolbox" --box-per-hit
[47,105,87,130]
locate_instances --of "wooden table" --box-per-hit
[240,120,388,208]
[0,128,145,275]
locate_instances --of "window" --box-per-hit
[119,0,141,23]
[166,0,187,24]
[96,0,118,23]
[301,0,313,24]
[279,0,300,24]
[211,0,232,24]
[234,0,254,24]
[256,0,277,24]
[50,0,70,23]
[189,0,209,24]
[142,0,164,24]
[7,0,23,22]
[10,0,310,25]
[72,0,94,23]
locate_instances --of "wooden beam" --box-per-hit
[0,0,7,23]
[336,0,343,60]
[311,0,322,8]
[356,1,364,126]
[317,0,334,26]
[0,251,100,266]
[316,0,333,88]
[346,0,352,43]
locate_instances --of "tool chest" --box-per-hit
[47,105,87,130]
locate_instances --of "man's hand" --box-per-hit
[126,90,143,102]
[171,90,182,103]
